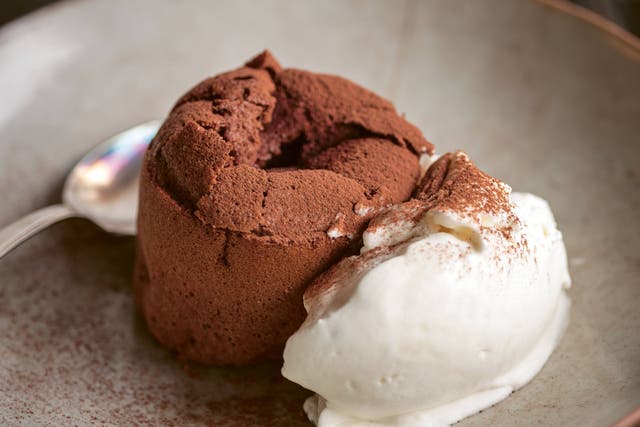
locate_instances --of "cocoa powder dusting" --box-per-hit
[415,150,512,219]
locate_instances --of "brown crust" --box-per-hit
[135,51,433,365]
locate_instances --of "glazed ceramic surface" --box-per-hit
[0,1,638,425]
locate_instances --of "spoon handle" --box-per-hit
[0,204,76,259]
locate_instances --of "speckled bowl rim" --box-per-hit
[534,4,640,424]
[538,2,640,425]
[538,0,640,57]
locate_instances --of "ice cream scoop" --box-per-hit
[282,151,571,427]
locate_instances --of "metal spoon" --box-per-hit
[0,120,161,259]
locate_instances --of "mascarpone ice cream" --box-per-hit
[282,151,571,427]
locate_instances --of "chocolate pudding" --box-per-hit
[134,51,433,365]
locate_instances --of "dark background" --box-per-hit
[1,0,639,36]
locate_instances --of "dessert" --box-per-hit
[282,152,571,426]
[134,51,434,365]
[135,51,571,425]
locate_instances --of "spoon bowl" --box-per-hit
[63,121,161,235]
[0,121,161,258]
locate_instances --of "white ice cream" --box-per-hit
[282,153,571,427]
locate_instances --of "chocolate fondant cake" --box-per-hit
[134,51,434,365]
